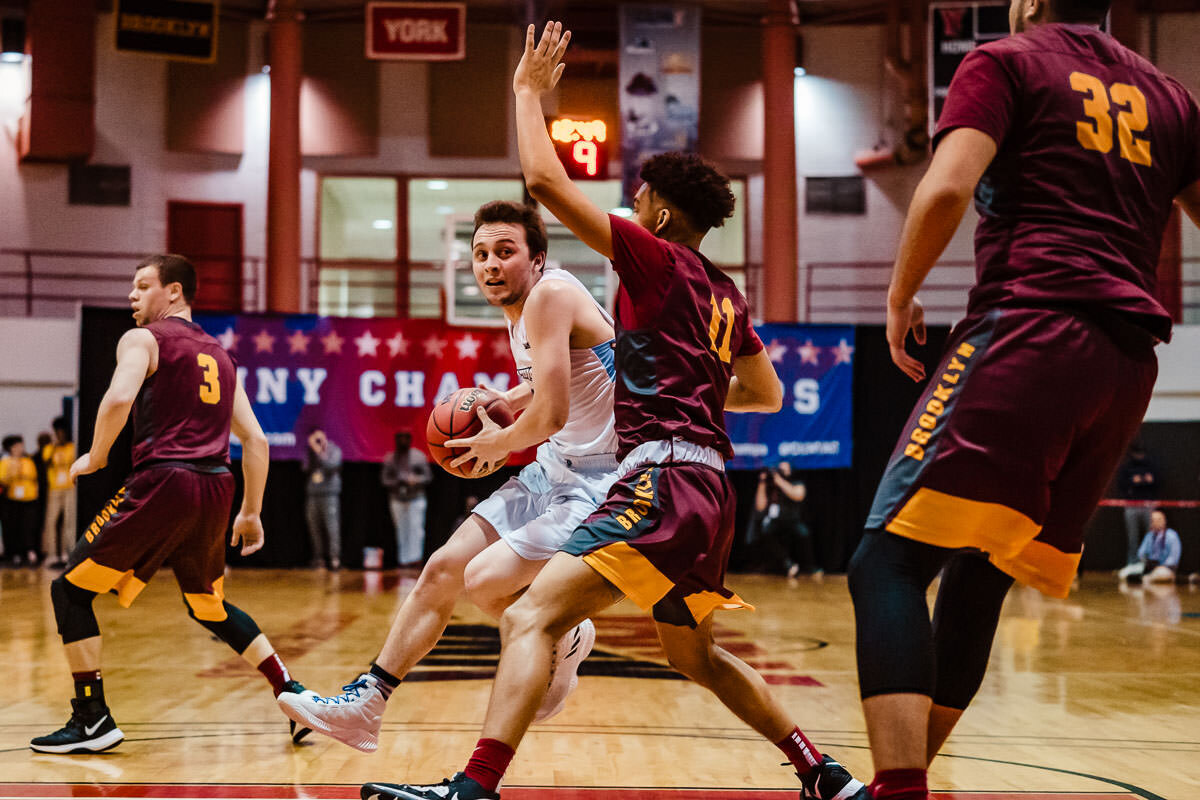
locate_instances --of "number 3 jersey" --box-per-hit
[607,214,763,462]
[131,317,236,468]
[936,23,1200,342]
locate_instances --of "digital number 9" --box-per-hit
[197,353,221,405]
[572,140,598,177]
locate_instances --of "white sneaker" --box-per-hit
[277,673,385,752]
[534,618,595,723]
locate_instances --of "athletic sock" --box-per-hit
[463,737,515,793]
[869,768,928,800]
[72,670,105,707]
[256,653,292,697]
[369,661,401,699]
[776,726,823,781]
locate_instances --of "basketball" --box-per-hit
[426,387,515,478]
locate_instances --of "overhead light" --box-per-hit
[610,207,633,218]
[435,205,454,214]
[794,67,806,77]
[426,179,449,191]
[372,219,394,230]
[0,52,22,64]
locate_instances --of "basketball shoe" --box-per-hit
[533,618,595,722]
[361,773,499,800]
[30,698,124,754]
[279,679,315,744]
[800,755,870,800]
[277,672,384,752]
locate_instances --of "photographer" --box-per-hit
[751,461,817,577]
[303,428,343,570]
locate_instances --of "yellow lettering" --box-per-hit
[911,428,932,446]
[626,509,642,524]
[942,372,960,385]
[956,343,976,358]
[947,357,967,372]
[919,413,937,430]
[633,498,652,514]
[925,398,944,416]
[615,514,632,530]
[904,443,925,461]
[932,384,953,402]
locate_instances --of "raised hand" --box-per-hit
[513,20,571,97]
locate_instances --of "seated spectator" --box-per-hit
[749,461,817,578]
[1119,509,1181,584]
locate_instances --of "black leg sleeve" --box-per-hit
[186,599,263,655]
[848,530,952,699]
[930,552,1014,710]
[51,575,101,644]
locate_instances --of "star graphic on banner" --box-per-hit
[423,335,447,358]
[798,339,821,365]
[455,333,482,360]
[286,329,310,354]
[833,338,855,364]
[253,329,276,354]
[355,330,381,358]
[216,326,239,351]
[766,339,788,363]
[321,329,345,355]
[386,331,409,357]
[491,335,512,359]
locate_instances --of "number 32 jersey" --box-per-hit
[607,214,763,462]
[937,23,1200,342]
[131,317,236,468]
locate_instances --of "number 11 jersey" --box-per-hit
[131,317,236,468]
[937,23,1200,343]
[607,214,763,462]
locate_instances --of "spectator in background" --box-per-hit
[1120,509,1182,584]
[0,435,41,565]
[33,431,52,542]
[304,428,343,570]
[1116,442,1159,566]
[381,431,431,567]
[40,419,76,567]
[751,461,817,578]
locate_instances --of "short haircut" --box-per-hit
[1050,0,1110,22]
[2,435,22,452]
[472,201,548,260]
[137,254,197,304]
[640,152,735,233]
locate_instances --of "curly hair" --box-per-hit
[639,152,735,232]
[472,200,548,260]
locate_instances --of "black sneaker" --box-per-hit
[800,755,869,800]
[30,698,124,754]
[279,680,314,744]
[361,773,499,800]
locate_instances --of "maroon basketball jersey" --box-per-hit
[936,24,1200,342]
[608,215,763,461]
[130,317,236,468]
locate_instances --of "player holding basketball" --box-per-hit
[848,1,1200,797]
[278,199,620,751]
[358,23,865,800]
[31,255,311,754]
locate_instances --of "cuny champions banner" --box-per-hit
[194,313,520,463]
[727,324,854,470]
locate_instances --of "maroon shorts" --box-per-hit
[561,463,750,626]
[866,307,1157,597]
[65,464,235,620]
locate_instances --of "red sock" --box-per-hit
[870,768,928,800]
[256,653,291,696]
[463,737,515,793]
[776,726,824,778]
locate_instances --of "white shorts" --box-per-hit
[474,444,618,561]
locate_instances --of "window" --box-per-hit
[318,177,398,317]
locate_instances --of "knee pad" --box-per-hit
[188,600,262,655]
[51,576,100,644]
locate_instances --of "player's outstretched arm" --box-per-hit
[726,350,783,413]
[887,127,996,381]
[70,328,155,482]
[514,21,613,259]
[230,377,269,555]
[1178,179,1200,231]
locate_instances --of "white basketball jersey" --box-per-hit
[508,269,618,460]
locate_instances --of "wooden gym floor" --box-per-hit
[1,566,1197,800]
